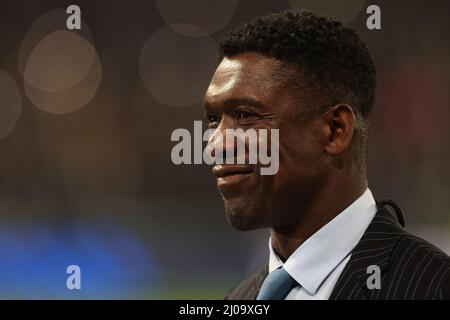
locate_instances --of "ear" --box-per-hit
[321,104,356,156]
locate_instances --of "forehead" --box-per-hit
[204,53,291,106]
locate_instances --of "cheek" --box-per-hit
[283,129,319,167]
[273,131,323,188]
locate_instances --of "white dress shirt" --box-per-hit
[268,188,377,300]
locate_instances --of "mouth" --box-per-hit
[212,164,255,189]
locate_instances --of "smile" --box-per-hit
[212,164,255,189]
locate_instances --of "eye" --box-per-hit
[237,110,253,120]
[206,113,219,126]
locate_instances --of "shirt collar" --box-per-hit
[268,188,377,295]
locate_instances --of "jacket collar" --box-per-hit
[329,199,406,299]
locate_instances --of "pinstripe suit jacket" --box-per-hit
[225,200,450,300]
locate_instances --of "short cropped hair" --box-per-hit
[219,10,376,121]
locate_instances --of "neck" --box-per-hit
[270,172,367,261]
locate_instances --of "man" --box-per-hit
[202,10,450,300]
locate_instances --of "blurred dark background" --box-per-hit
[0,0,449,298]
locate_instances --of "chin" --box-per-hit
[223,196,266,231]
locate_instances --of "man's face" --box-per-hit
[203,53,326,231]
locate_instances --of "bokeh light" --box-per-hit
[24,31,97,93]
[24,54,101,114]
[18,9,95,78]
[156,0,239,37]
[19,9,101,114]
[139,24,218,107]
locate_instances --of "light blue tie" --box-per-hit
[256,266,297,300]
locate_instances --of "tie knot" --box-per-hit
[256,267,297,300]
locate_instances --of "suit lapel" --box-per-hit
[329,200,406,299]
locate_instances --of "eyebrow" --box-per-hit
[203,97,267,111]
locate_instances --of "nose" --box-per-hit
[206,117,237,163]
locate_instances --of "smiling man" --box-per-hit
[203,10,450,300]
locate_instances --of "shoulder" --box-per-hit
[224,264,268,300]
[332,199,450,300]
[364,200,450,299]
[385,231,450,299]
